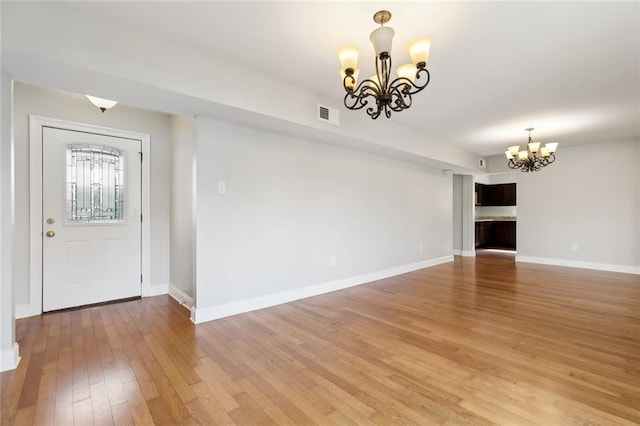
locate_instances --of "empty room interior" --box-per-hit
[1,1,639,424]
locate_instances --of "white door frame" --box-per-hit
[28,115,151,316]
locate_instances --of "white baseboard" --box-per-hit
[192,255,453,324]
[169,285,193,311]
[516,255,640,275]
[144,283,169,297]
[0,343,20,372]
[453,250,476,257]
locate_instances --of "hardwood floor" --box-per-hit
[2,255,639,425]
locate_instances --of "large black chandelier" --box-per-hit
[505,128,559,172]
[337,10,431,119]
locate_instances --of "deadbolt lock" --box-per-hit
[46,218,55,225]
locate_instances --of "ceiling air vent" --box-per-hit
[317,104,339,125]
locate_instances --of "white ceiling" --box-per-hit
[7,1,640,156]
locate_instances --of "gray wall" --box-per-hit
[194,117,453,316]
[12,82,173,311]
[452,174,475,255]
[516,139,639,270]
[452,175,463,252]
[170,115,196,299]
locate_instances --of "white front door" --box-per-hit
[42,126,142,311]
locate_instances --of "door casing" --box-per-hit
[29,115,151,316]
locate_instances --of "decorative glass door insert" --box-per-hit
[66,143,125,223]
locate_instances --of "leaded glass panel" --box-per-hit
[66,144,125,224]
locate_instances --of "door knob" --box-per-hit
[45,230,55,238]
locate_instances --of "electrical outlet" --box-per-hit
[571,243,579,251]
[330,256,336,267]
[218,181,226,194]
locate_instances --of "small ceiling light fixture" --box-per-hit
[85,95,118,113]
[337,10,431,119]
[505,128,559,172]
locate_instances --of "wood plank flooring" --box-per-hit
[2,254,640,425]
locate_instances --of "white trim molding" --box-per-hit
[28,116,151,315]
[191,255,453,324]
[453,250,476,257]
[169,285,193,311]
[516,255,640,275]
[0,342,20,372]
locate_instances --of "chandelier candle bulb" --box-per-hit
[337,46,360,71]
[407,37,432,67]
[545,142,558,153]
[370,26,395,56]
[528,141,540,153]
[396,64,418,83]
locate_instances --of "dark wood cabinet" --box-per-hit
[475,183,516,206]
[491,221,516,249]
[475,183,485,206]
[503,183,516,205]
[486,185,503,206]
[475,221,491,248]
[475,221,516,250]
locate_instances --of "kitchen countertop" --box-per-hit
[475,216,517,222]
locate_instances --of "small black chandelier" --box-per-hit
[337,10,432,119]
[505,128,559,172]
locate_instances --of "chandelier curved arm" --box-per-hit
[377,102,391,119]
[413,67,431,91]
[388,82,413,112]
[343,77,382,111]
[341,57,431,119]
[391,67,431,97]
[508,153,557,172]
[385,69,430,112]
[507,158,521,170]
[382,61,431,113]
